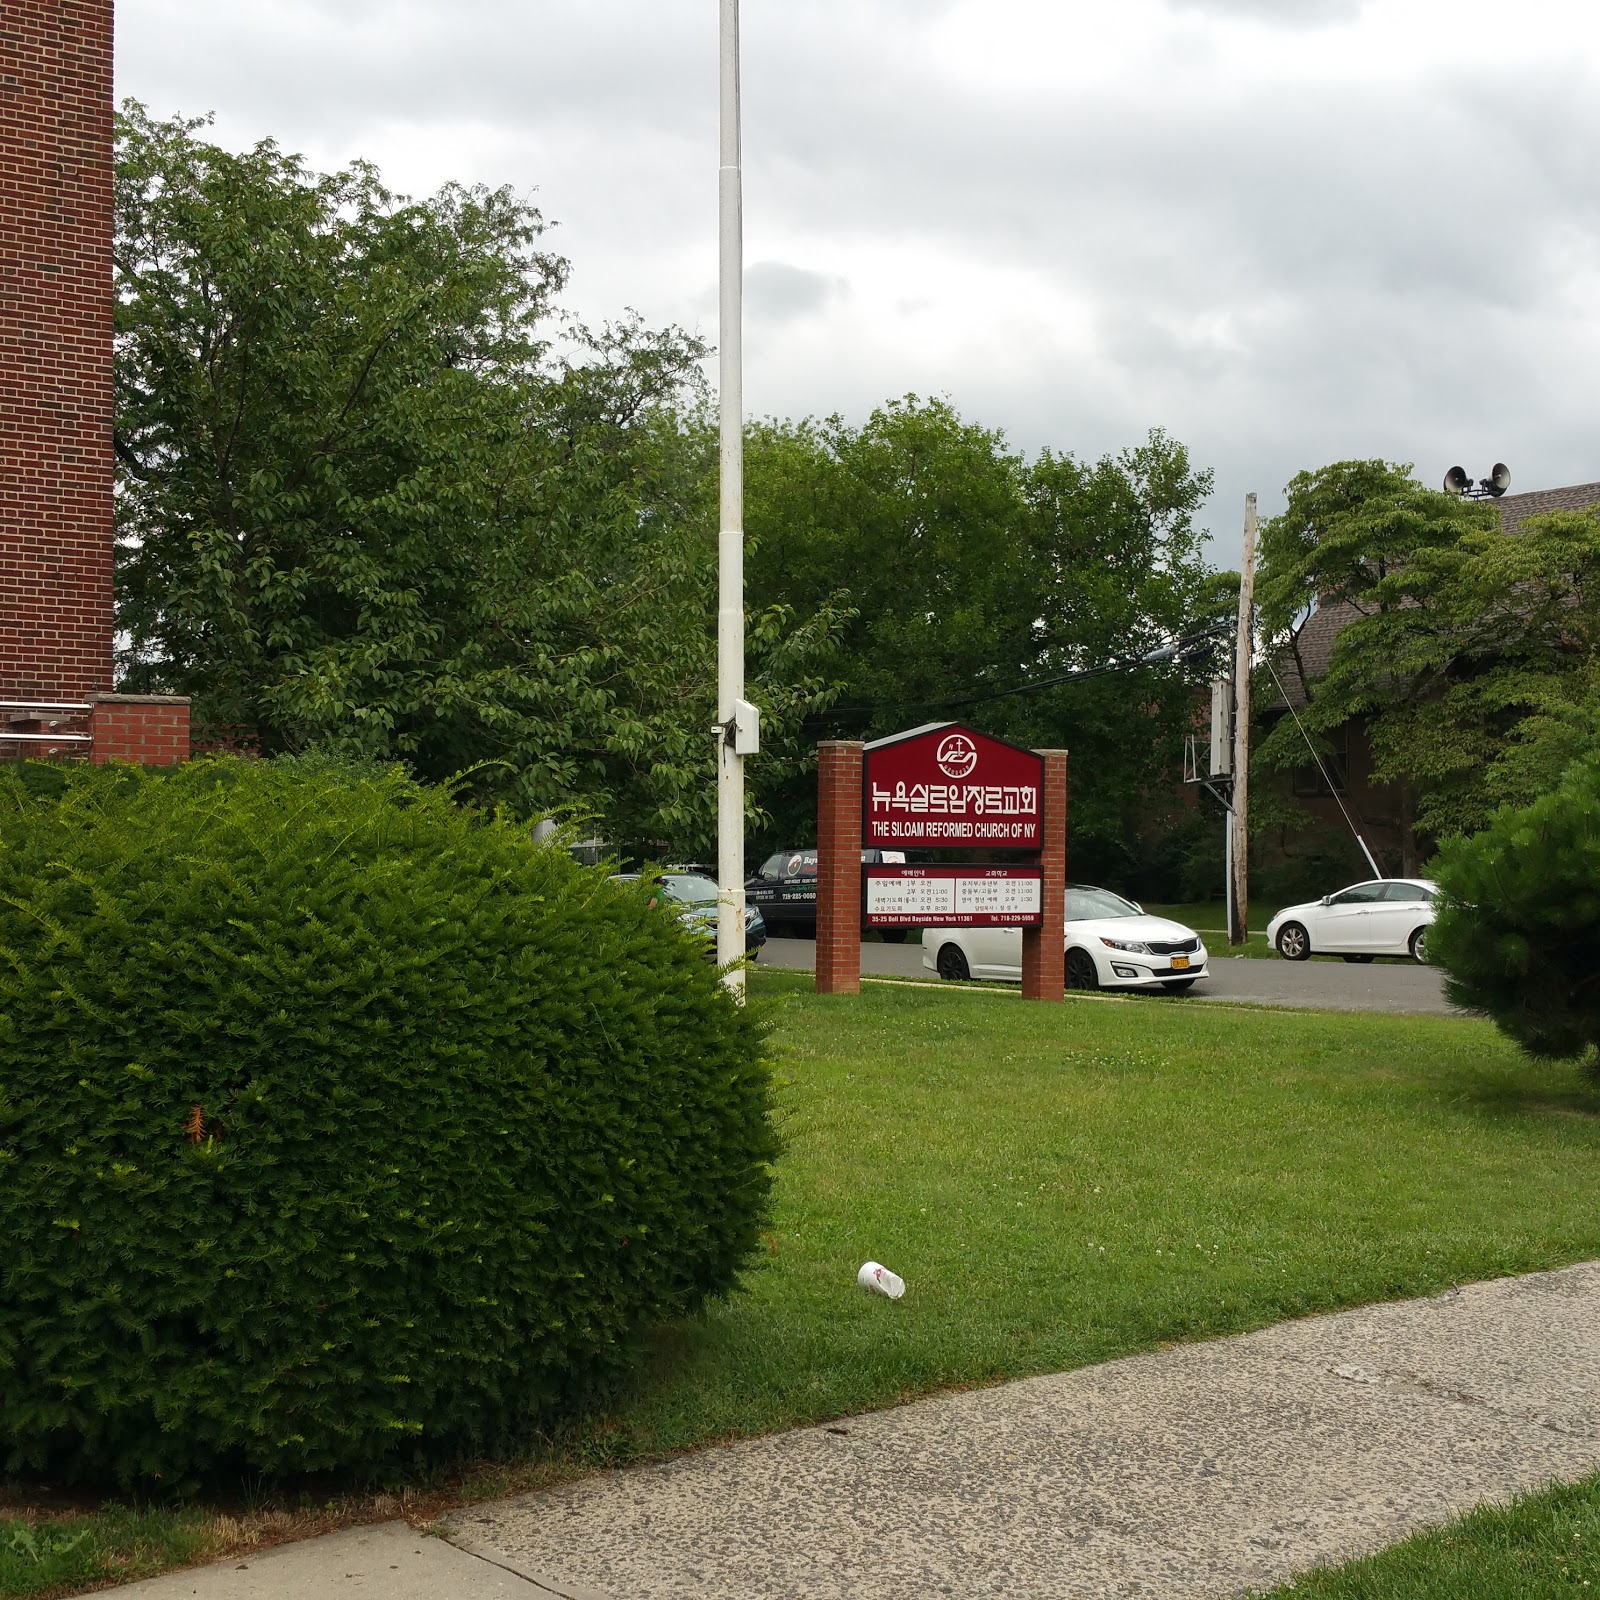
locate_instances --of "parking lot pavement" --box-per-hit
[758,939,1457,1016]
[761,937,926,979]
[1194,956,1454,1015]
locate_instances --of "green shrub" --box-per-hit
[1430,756,1600,1071]
[0,758,776,1484]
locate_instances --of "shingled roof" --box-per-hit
[1273,598,1359,707]
[1270,477,1600,707]
[1493,480,1600,533]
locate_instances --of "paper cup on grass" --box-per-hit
[857,1261,905,1298]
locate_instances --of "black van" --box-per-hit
[745,847,910,941]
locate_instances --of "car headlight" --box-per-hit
[1100,937,1153,954]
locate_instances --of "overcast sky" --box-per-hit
[117,0,1600,565]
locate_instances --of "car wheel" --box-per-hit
[1276,922,1311,961]
[935,943,971,982]
[1161,978,1197,993]
[1410,926,1429,964]
[1066,948,1100,990]
[879,928,909,945]
[1341,954,1375,964]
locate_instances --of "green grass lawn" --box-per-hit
[1140,897,1287,930]
[5,972,1598,1596]
[1250,1473,1600,1597]
[586,972,1598,1460]
[0,1508,220,1597]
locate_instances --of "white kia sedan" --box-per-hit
[922,885,1208,992]
[1266,878,1438,964]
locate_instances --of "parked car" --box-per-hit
[922,885,1208,992]
[1266,878,1437,963]
[744,847,909,941]
[612,871,767,958]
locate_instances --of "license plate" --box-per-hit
[1170,955,1189,970]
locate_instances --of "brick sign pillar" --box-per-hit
[1021,749,1068,1002]
[815,740,865,995]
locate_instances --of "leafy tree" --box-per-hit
[113,105,843,849]
[747,399,1033,722]
[745,400,1217,874]
[1255,461,1600,868]
[1429,758,1600,1078]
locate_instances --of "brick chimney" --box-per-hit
[1,0,116,698]
[1,2,188,764]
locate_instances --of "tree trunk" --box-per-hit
[1398,783,1419,877]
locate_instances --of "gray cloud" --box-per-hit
[1165,0,1364,26]
[115,0,1600,551]
[745,262,848,323]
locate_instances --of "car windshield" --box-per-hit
[1063,887,1141,921]
[661,874,719,906]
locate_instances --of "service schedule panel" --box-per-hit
[864,865,1043,928]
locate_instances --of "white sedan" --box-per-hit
[1266,878,1438,963]
[922,885,1209,992]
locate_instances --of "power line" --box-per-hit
[1260,655,1383,879]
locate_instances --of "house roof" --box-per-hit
[1272,598,1358,708]
[1268,478,1600,708]
[1492,480,1600,533]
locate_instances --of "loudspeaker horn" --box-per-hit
[1443,465,1470,495]
[1487,462,1511,497]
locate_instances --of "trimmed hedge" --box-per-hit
[0,759,777,1484]
[1430,755,1600,1069]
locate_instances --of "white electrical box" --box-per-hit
[1209,677,1232,776]
[732,699,760,756]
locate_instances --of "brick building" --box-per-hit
[1,0,187,761]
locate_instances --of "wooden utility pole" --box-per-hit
[1229,493,1257,946]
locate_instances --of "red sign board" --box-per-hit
[863,723,1043,850]
[864,865,1043,927]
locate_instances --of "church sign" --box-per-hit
[862,723,1043,850]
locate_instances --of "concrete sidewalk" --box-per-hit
[117,1262,1600,1599]
[114,1521,535,1598]
[449,1261,1600,1599]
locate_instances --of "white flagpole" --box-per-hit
[716,0,747,994]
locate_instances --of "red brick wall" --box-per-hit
[89,693,189,766]
[1021,749,1068,1002]
[0,0,116,699]
[815,740,864,995]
